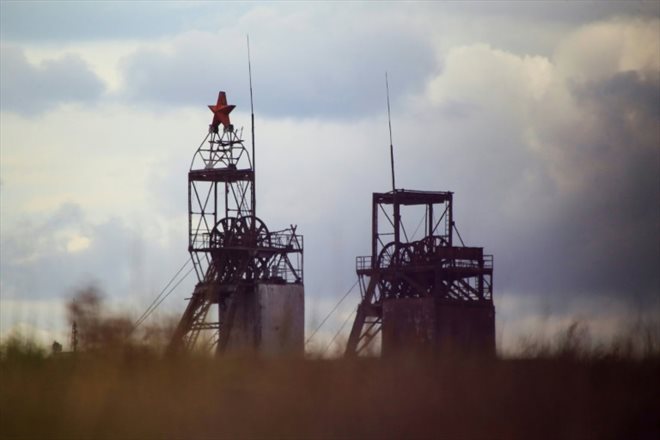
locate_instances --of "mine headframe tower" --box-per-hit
[345,189,494,356]
[168,92,304,355]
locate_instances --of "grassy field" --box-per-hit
[1,338,658,440]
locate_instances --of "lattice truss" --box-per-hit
[168,93,303,354]
[346,190,493,355]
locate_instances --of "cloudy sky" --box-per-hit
[1,2,658,352]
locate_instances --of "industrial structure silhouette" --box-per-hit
[167,90,494,357]
[346,190,495,356]
[167,92,304,355]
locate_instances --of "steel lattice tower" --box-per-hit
[345,189,494,356]
[168,92,304,355]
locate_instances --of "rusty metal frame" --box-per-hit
[345,189,493,356]
[168,96,303,355]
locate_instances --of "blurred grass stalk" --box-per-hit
[1,285,658,438]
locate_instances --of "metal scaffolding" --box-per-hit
[345,189,494,356]
[168,92,303,354]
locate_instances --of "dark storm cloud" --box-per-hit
[443,1,659,23]
[388,32,659,308]
[503,71,660,301]
[0,46,105,115]
[573,70,660,130]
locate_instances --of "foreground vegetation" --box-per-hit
[1,336,658,439]
[2,290,658,438]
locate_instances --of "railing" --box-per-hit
[355,252,493,272]
[191,233,212,250]
[190,229,303,253]
[189,227,304,284]
[269,229,304,252]
[267,256,303,284]
[355,255,372,272]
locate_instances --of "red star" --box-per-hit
[208,91,235,130]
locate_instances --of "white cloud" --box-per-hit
[1,5,658,351]
[428,44,555,112]
[555,18,660,82]
[0,105,204,225]
[66,235,91,253]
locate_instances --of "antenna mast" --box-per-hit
[386,72,396,193]
[247,35,256,222]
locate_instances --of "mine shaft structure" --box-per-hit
[168,92,303,355]
[345,189,494,356]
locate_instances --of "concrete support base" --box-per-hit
[222,283,304,356]
[382,297,495,357]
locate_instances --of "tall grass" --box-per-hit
[1,288,658,438]
[1,319,659,440]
